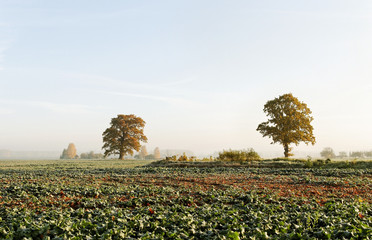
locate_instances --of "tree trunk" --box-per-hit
[284,144,289,158]
[119,151,125,160]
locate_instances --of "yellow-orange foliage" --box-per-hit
[257,93,316,157]
[60,143,77,159]
[102,114,148,160]
[139,145,148,159]
[154,147,161,160]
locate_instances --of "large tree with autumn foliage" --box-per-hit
[257,93,315,158]
[102,114,148,160]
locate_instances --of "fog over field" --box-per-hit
[1,1,372,159]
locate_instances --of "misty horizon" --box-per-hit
[1,147,371,160]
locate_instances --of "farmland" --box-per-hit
[0,159,371,239]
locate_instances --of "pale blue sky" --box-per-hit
[1,1,371,157]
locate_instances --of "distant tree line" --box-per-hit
[80,151,104,159]
[134,146,162,160]
[60,143,104,160]
[60,141,162,160]
[348,151,372,158]
[320,147,372,159]
[164,149,262,162]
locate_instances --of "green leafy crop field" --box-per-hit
[0,159,371,239]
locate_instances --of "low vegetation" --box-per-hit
[157,155,372,169]
[0,159,371,239]
[217,149,261,162]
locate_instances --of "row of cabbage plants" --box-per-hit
[0,167,370,239]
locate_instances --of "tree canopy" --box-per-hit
[102,114,148,160]
[154,147,161,160]
[257,93,316,157]
[320,147,336,159]
[139,145,148,160]
[60,143,77,159]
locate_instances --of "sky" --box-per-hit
[1,0,372,158]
